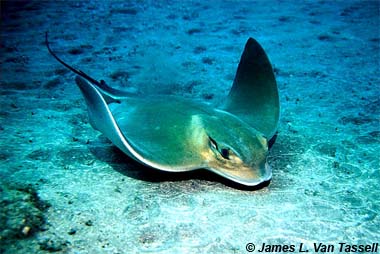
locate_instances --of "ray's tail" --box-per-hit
[45,32,134,101]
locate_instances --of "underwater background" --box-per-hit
[1,0,379,253]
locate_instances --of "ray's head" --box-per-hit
[190,113,272,187]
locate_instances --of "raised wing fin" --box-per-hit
[224,38,279,139]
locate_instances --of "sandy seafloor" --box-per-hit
[1,1,379,253]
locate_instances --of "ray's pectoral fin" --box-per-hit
[75,76,138,160]
[224,38,280,141]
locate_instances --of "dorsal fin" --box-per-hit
[224,38,279,139]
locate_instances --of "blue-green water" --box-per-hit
[1,1,379,253]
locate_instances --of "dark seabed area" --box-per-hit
[1,0,379,253]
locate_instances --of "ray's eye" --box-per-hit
[209,136,231,160]
[221,148,230,160]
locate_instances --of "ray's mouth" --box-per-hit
[205,160,272,187]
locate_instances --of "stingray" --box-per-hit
[46,33,279,187]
